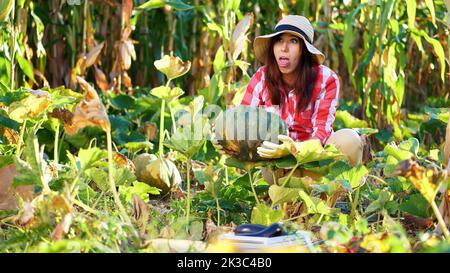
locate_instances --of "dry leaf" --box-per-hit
[84,42,105,68]
[444,113,450,169]
[8,89,52,122]
[1,127,19,144]
[0,164,34,210]
[231,13,254,60]
[94,66,109,92]
[140,122,158,141]
[49,108,74,125]
[132,194,148,237]
[123,71,132,88]
[64,77,110,135]
[113,152,135,171]
[121,0,134,27]
[16,201,35,227]
[51,213,73,241]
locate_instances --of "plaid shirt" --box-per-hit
[241,65,340,144]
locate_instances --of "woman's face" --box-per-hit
[272,33,303,76]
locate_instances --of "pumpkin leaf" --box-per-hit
[290,139,342,165]
[119,181,161,203]
[298,190,331,215]
[250,203,283,226]
[268,184,300,205]
[154,53,191,81]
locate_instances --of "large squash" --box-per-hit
[133,153,181,195]
[213,105,288,161]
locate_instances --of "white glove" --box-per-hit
[257,135,295,159]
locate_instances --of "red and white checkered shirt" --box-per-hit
[241,65,340,144]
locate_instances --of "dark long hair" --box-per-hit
[265,34,318,112]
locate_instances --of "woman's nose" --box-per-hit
[281,41,289,52]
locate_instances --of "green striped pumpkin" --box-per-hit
[214,105,288,161]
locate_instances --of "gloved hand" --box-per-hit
[257,135,295,159]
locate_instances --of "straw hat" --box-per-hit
[254,15,325,64]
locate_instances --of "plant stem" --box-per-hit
[367,174,388,185]
[349,187,361,223]
[106,129,131,226]
[431,200,450,240]
[16,119,26,157]
[215,197,221,227]
[248,168,260,205]
[9,0,16,91]
[281,164,299,187]
[54,123,60,165]
[225,166,229,185]
[73,198,98,216]
[158,99,165,156]
[186,158,191,232]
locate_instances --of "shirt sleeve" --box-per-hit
[241,66,265,107]
[310,70,340,144]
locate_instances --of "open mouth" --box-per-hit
[277,57,290,68]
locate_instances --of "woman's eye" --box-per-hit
[291,39,299,44]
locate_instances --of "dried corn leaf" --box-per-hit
[123,71,132,88]
[231,13,253,60]
[94,66,109,92]
[84,42,105,68]
[122,0,134,26]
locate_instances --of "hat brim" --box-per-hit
[254,30,325,65]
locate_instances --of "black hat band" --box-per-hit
[274,24,312,44]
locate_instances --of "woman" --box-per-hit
[215,15,363,182]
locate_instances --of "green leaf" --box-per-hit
[85,168,108,192]
[330,162,368,188]
[277,176,314,193]
[364,190,392,215]
[250,203,283,226]
[419,30,446,82]
[111,94,135,110]
[406,0,416,29]
[298,190,331,215]
[268,184,300,205]
[0,113,20,131]
[78,147,107,172]
[0,155,15,169]
[399,193,432,218]
[119,181,161,203]
[213,46,225,73]
[424,0,436,27]
[166,0,193,10]
[15,55,35,83]
[398,138,419,156]
[290,139,342,165]
[164,123,206,158]
[121,141,154,153]
[206,22,225,38]
[334,110,368,129]
[136,0,165,10]
[115,167,136,187]
[384,143,414,162]
[151,86,184,102]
